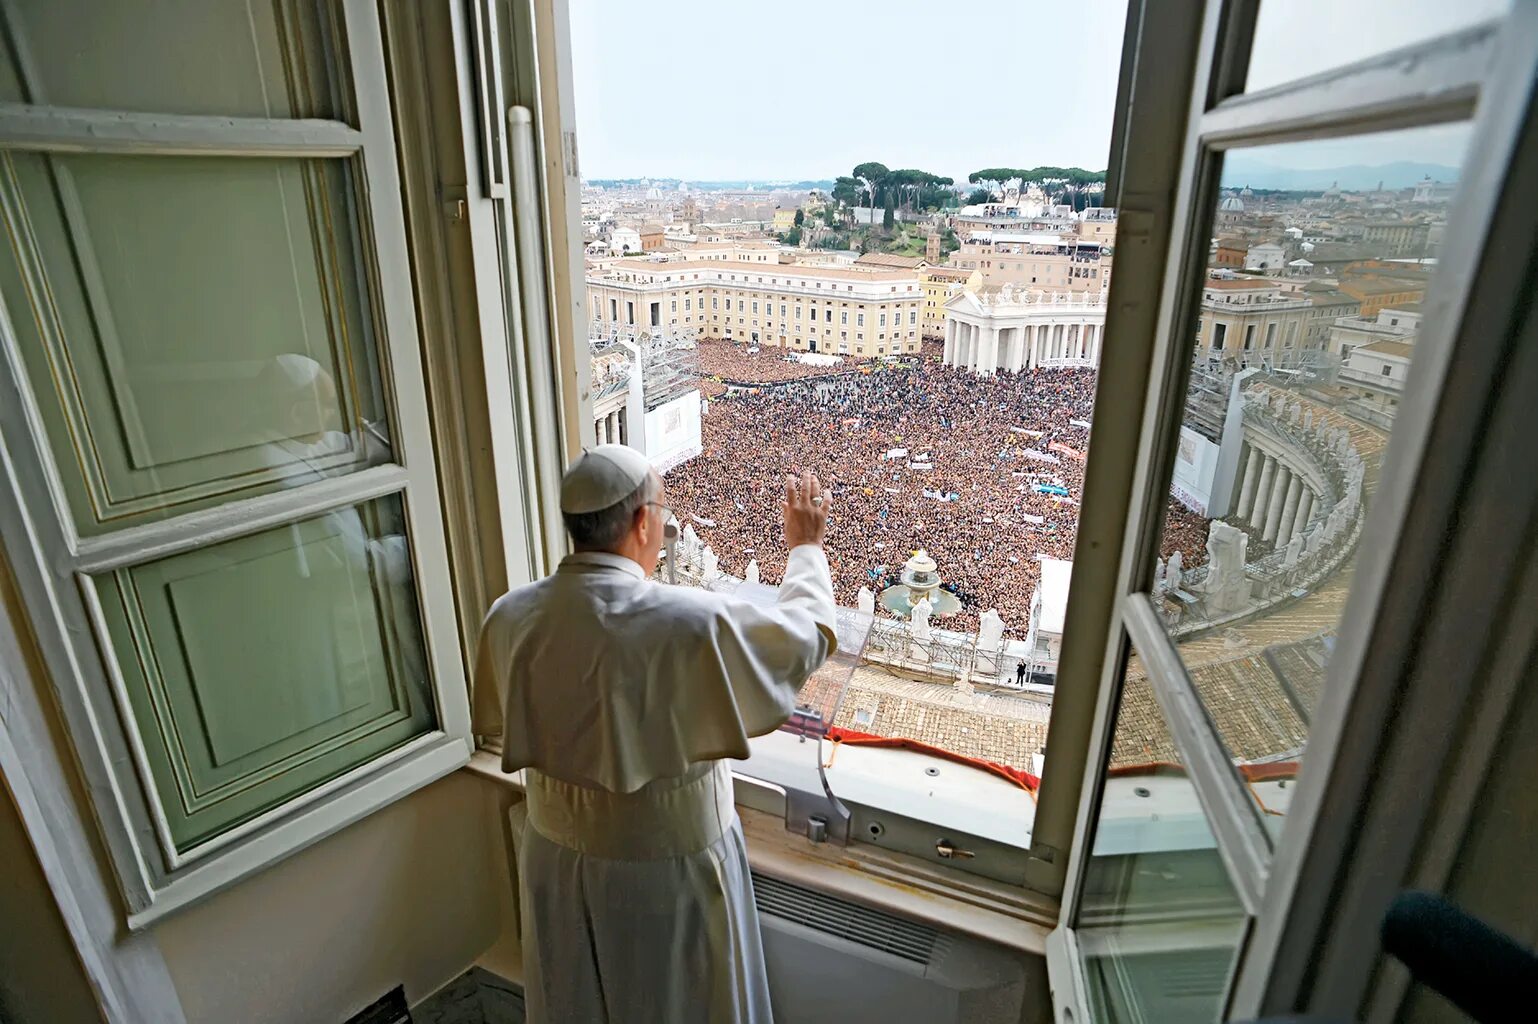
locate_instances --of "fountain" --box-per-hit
[878,549,963,618]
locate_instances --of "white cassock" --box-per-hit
[473,545,837,1024]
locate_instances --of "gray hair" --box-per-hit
[563,473,659,549]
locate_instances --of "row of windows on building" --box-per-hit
[601,294,918,329]
[1210,319,1305,351]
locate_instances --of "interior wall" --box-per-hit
[0,776,102,1024]
[150,772,505,1024]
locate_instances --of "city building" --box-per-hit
[1300,283,1363,348]
[942,286,1107,375]
[1244,240,1286,271]
[952,183,1057,238]
[638,224,666,251]
[1076,206,1118,245]
[1194,277,1314,365]
[1361,218,1432,255]
[1340,338,1413,418]
[1338,268,1429,317]
[609,225,642,254]
[647,238,781,264]
[948,232,1113,292]
[919,265,980,338]
[852,252,926,271]
[1214,237,1248,267]
[587,258,923,357]
[771,207,797,232]
[1325,304,1420,363]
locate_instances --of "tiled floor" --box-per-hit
[414,968,525,1024]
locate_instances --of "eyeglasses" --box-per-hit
[645,501,672,523]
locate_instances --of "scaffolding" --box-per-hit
[590,324,701,411]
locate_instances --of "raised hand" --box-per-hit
[783,470,830,549]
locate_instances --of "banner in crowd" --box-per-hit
[1022,449,1061,465]
[1049,442,1084,460]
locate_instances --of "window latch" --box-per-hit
[935,838,976,860]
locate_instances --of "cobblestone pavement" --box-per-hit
[830,664,1050,771]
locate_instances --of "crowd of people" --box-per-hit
[663,344,1211,638]
[695,338,852,385]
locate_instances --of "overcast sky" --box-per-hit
[569,0,1504,183]
[569,0,1128,182]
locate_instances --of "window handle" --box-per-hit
[935,838,976,860]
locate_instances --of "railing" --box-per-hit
[663,541,1030,690]
[1338,366,1404,393]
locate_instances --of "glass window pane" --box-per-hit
[0,0,343,120]
[93,495,435,852]
[1153,122,1469,828]
[1245,0,1510,94]
[1077,637,1246,1024]
[0,152,392,534]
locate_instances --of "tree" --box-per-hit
[852,161,890,212]
[882,205,894,231]
[779,227,803,247]
[968,167,1021,195]
[793,208,805,228]
[965,187,992,205]
[831,175,863,208]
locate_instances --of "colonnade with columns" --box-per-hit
[942,316,1104,375]
[1231,439,1320,547]
[594,407,628,445]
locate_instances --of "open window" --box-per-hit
[557,0,1127,891]
[0,0,471,924]
[1048,2,1538,1021]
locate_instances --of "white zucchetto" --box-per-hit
[560,444,653,514]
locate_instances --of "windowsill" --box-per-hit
[462,749,1054,956]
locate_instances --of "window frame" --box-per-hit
[0,0,472,927]
[1046,2,1538,1021]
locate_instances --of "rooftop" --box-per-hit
[923,266,975,281]
[1359,340,1415,358]
[1205,278,1280,291]
[1342,278,1427,295]
[599,258,920,284]
[855,252,927,269]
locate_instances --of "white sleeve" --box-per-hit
[690,544,839,740]
[776,544,839,651]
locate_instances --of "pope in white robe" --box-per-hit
[473,445,837,1023]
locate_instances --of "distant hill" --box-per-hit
[1220,157,1459,192]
